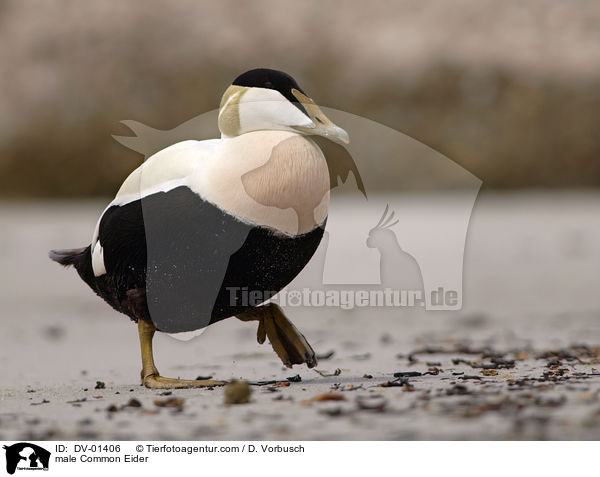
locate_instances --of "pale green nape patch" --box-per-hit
[218,85,246,137]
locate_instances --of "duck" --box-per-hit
[49,68,350,389]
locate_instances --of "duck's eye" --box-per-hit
[315,116,324,124]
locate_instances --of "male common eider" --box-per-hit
[49,68,350,389]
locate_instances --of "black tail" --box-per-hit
[49,245,97,294]
[49,247,88,267]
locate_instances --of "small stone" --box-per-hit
[154,397,184,409]
[481,369,498,376]
[224,380,252,405]
[125,398,142,408]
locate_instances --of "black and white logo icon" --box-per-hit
[3,443,51,474]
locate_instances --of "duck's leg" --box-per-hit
[128,289,225,389]
[137,319,224,389]
[237,303,318,368]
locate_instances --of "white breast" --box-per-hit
[196,130,330,236]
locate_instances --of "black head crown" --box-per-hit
[232,68,307,114]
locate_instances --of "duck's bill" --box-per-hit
[291,88,350,144]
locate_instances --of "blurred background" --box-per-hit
[1,0,600,197]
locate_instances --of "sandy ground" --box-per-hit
[1,192,599,440]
